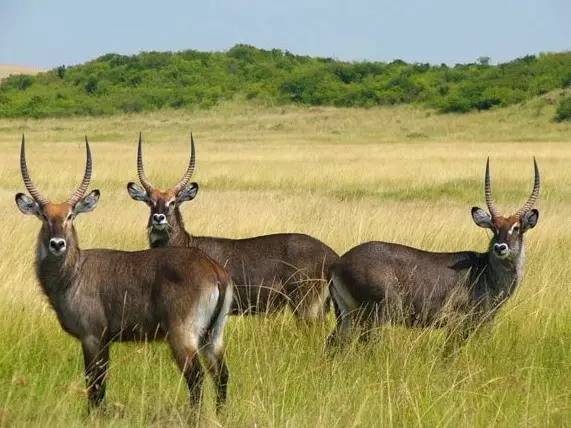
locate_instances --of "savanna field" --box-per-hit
[0,98,569,427]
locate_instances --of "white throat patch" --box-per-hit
[37,242,49,263]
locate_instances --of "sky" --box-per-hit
[0,0,569,68]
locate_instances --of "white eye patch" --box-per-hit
[508,223,520,235]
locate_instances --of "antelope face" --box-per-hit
[16,195,100,256]
[472,209,539,260]
[15,136,99,257]
[127,183,198,232]
[127,133,198,244]
[471,158,540,261]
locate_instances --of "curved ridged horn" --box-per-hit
[20,135,49,206]
[514,158,540,218]
[484,158,500,218]
[68,137,93,205]
[173,133,196,194]
[137,133,154,193]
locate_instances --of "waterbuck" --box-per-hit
[15,136,233,411]
[328,159,540,347]
[127,134,338,320]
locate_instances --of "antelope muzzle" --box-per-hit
[493,242,509,258]
[151,212,168,229]
[48,237,67,256]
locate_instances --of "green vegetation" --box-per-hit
[555,95,571,121]
[1,45,570,118]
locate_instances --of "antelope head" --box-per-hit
[471,158,540,260]
[127,134,198,246]
[15,136,100,257]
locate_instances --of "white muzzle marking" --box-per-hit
[48,238,67,256]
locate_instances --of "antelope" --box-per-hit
[328,159,540,347]
[127,134,338,320]
[15,136,233,411]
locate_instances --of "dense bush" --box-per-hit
[555,96,571,122]
[0,45,570,118]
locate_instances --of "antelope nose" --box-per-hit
[494,243,508,255]
[153,213,166,224]
[49,238,66,252]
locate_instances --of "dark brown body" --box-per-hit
[179,232,338,318]
[327,158,540,347]
[330,242,510,328]
[144,203,339,318]
[128,135,339,320]
[38,244,229,343]
[16,138,234,411]
[35,234,233,410]
[328,238,526,349]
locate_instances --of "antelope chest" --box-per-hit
[50,290,92,339]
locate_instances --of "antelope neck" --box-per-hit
[484,241,524,299]
[35,228,81,296]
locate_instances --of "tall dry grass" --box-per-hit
[0,101,569,426]
[0,65,43,81]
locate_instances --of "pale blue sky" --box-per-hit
[1,0,569,68]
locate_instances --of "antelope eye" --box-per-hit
[66,213,73,220]
[513,225,520,233]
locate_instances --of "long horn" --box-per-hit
[68,137,92,205]
[137,132,154,193]
[484,157,500,218]
[20,135,49,206]
[173,133,196,193]
[514,158,540,218]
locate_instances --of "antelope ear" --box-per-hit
[127,182,150,202]
[73,190,100,214]
[15,193,41,216]
[521,209,539,232]
[176,182,199,204]
[471,207,494,229]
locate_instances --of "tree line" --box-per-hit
[1,44,570,120]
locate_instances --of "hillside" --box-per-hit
[0,45,570,119]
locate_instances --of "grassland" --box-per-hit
[0,99,569,427]
[0,65,42,82]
